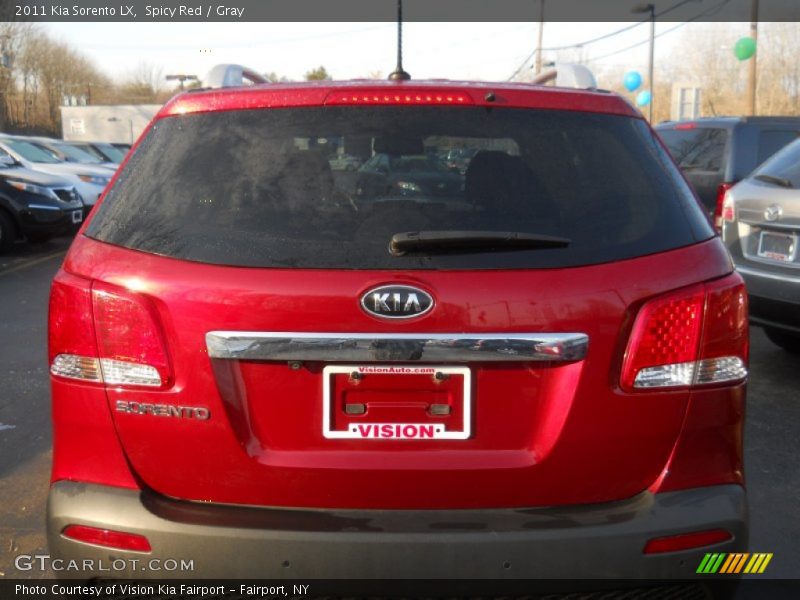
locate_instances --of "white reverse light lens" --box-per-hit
[634,361,695,388]
[694,356,747,385]
[51,354,161,387]
[50,354,102,382]
[634,356,747,389]
[100,359,162,387]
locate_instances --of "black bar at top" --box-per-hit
[2,0,799,23]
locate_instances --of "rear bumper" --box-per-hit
[737,265,800,333]
[47,481,747,579]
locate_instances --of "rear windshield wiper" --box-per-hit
[754,174,794,188]
[389,230,571,256]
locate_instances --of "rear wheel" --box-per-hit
[764,327,800,354]
[0,211,16,253]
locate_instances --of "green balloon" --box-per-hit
[734,37,757,61]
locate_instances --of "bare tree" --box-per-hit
[117,61,165,103]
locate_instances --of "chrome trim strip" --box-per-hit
[27,204,61,211]
[206,331,589,363]
[736,265,800,284]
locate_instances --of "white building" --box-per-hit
[60,105,162,143]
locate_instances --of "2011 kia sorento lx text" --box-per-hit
[46,68,749,579]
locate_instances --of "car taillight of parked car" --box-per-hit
[49,272,172,389]
[713,182,735,231]
[620,274,748,391]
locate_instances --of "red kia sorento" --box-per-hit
[47,68,748,579]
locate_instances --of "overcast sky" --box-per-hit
[38,21,726,87]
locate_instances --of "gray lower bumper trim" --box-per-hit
[47,482,747,579]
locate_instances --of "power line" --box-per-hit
[506,0,711,81]
[585,0,732,64]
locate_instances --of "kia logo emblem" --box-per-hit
[361,285,434,319]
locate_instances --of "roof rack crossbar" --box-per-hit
[204,64,268,89]
[531,63,597,90]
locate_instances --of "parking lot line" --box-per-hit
[0,251,66,278]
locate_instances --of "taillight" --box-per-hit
[713,182,735,230]
[92,283,171,387]
[62,525,151,552]
[721,188,735,225]
[49,273,171,389]
[621,275,748,391]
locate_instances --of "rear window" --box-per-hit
[86,106,711,270]
[752,138,800,187]
[658,127,728,172]
[756,130,800,164]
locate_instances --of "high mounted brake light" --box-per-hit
[49,274,171,389]
[621,275,748,391]
[325,90,474,105]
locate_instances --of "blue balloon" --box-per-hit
[636,90,652,107]
[623,71,642,92]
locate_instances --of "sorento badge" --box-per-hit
[361,285,434,319]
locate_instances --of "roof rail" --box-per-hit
[204,64,268,89]
[530,63,597,90]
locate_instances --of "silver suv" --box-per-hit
[723,138,800,352]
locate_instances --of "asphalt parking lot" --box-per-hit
[0,234,797,582]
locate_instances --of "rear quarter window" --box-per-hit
[752,138,800,187]
[87,106,712,270]
[658,127,728,172]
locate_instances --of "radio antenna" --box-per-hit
[388,0,411,80]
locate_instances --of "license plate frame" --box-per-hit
[322,365,471,440]
[70,209,83,224]
[757,230,796,262]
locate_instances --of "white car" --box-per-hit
[0,135,114,207]
[27,136,119,171]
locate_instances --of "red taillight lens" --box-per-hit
[721,191,735,224]
[49,273,171,389]
[93,283,171,387]
[643,529,732,554]
[621,275,748,391]
[621,285,704,390]
[714,182,734,230]
[325,90,474,105]
[49,272,97,362]
[62,525,151,552]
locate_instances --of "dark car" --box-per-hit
[656,117,800,228]
[47,75,748,579]
[0,155,84,251]
[355,152,463,203]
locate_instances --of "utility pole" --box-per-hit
[165,74,198,91]
[747,0,759,115]
[535,0,545,74]
[632,3,656,122]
